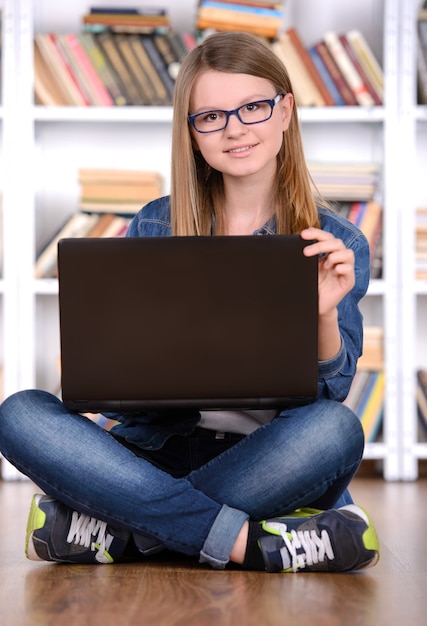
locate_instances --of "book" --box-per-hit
[114,34,156,105]
[358,326,384,371]
[323,31,376,106]
[359,370,385,443]
[417,369,427,432]
[346,30,384,103]
[140,35,176,101]
[78,169,163,214]
[82,9,170,33]
[308,45,345,106]
[343,369,371,412]
[154,32,183,82]
[338,33,382,105]
[313,40,358,106]
[34,39,70,105]
[57,33,115,106]
[35,212,100,278]
[78,32,128,106]
[95,31,146,105]
[272,33,325,107]
[308,162,379,201]
[34,33,89,106]
[286,28,335,106]
[196,1,284,39]
[127,34,170,105]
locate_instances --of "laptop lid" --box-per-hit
[58,235,318,412]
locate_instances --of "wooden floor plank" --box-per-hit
[0,475,425,626]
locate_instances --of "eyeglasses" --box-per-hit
[188,94,284,134]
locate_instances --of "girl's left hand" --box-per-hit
[301,227,355,317]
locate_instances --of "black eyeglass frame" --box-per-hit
[188,94,284,134]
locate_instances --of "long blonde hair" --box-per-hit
[171,31,321,236]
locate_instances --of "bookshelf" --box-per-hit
[0,0,411,480]
[399,0,427,479]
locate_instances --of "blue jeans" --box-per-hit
[0,390,363,569]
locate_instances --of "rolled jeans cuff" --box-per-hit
[199,504,249,569]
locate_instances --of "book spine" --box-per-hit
[308,46,344,105]
[140,35,175,100]
[65,33,115,106]
[323,31,375,106]
[287,28,334,106]
[78,33,128,106]
[346,30,384,101]
[313,41,358,106]
[95,32,146,105]
[35,34,88,106]
[339,34,382,105]
[128,35,170,105]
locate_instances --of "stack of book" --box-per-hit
[34,7,195,106]
[416,207,427,281]
[272,27,383,107]
[309,162,379,201]
[343,326,385,443]
[78,168,163,215]
[196,1,285,39]
[417,369,427,433]
[34,212,132,279]
[417,0,427,104]
[35,167,162,279]
[335,199,383,278]
[308,162,382,277]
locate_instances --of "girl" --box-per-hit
[0,31,379,573]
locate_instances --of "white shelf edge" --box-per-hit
[33,278,58,295]
[415,105,427,122]
[366,279,386,296]
[299,106,385,123]
[363,442,388,459]
[31,105,386,125]
[413,443,427,459]
[416,281,427,295]
[33,106,174,123]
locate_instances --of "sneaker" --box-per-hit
[25,494,130,564]
[258,504,380,573]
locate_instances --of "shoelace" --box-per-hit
[67,511,114,563]
[268,521,335,572]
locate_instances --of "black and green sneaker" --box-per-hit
[258,505,380,573]
[25,494,130,564]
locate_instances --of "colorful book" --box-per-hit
[78,32,128,106]
[58,33,115,106]
[323,31,375,106]
[338,33,382,105]
[313,40,358,106]
[417,369,427,432]
[287,28,335,106]
[308,45,345,106]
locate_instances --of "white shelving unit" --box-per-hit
[0,0,412,480]
[399,0,427,479]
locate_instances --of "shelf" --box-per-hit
[415,106,427,122]
[33,106,174,124]
[298,106,386,123]
[32,105,387,125]
[416,281,427,295]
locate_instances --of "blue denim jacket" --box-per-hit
[109,196,370,449]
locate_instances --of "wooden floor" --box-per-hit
[1,467,426,626]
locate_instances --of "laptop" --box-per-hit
[57,235,318,413]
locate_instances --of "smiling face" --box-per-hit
[189,70,293,184]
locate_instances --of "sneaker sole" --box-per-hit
[25,494,47,561]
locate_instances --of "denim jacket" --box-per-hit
[109,196,370,449]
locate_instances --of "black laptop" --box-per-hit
[57,235,318,412]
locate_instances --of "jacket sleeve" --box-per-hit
[317,224,371,402]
